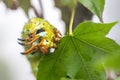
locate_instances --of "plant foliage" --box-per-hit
[2,0,120,80]
[37,21,120,80]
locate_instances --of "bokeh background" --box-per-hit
[0,0,120,80]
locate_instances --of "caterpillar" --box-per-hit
[18,18,62,55]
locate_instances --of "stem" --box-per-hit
[69,9,75,36]
[31,5,41,18]
[38,0,44,18]
[99,13,104,23]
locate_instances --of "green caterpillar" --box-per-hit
[18,18,62,54]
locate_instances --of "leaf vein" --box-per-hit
[71,37,94,80]
[74,36,110,53]
[48,37,69,79]
[75,27,106,36]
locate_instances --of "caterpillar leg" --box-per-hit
[18,35,39,46]
[18,36,32,41]
[54,28,62,42]
[18,30,37,42]
[54,28,62,38]
[24,35,39,45]
[21,45,37,55]
[38,44,57,54]
[39,45,48,54]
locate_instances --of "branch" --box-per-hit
[31,4,43,18]
[38,0,44,18]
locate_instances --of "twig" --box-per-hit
[31,4,42,18]
[38,0,44,18]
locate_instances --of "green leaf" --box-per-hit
[18,0,31,15]
[104,50,120,71]
[60,0,77,10]
[37,21,120,80]
[3,0,31,15]
[61,77,84,80]
[73,21,119,53]
[3,0,18,10]
[3,0,13,8]
[37,36,106,80]
[78,0,105,22]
